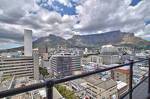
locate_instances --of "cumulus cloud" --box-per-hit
[0,0,150,49]
[0,0,78,48]
[32,10,77,38]
[75,0,150,36]
[0,0,33,24]
[135,24,150,39]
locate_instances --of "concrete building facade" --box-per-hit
[84,76,118,99]
[100,45,120,65]
[112,67,130,85]
[50,53,81,78]
[81,54,102,65]
[0,56,39,80]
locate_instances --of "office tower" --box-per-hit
[100,45,120,64]
[0,29,39,80]
[33,52,40,80]
[50,53,81,78]
[0,57,35,79]
[24,29,32,56]
[0,54,39,80]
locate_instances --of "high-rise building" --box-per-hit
[0,29,39,80]
[24,29,32,56]
[0,56,39,80]
[33,52,40,80]
[50,53,81,78]
[100,45,120,64]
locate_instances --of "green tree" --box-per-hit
[39,67,49,77]
[55,85,77,99]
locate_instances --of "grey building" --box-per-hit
[50,53,81,78]
[100,45,120,65]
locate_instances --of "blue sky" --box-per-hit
[36,0,78,15]
[0,44,22,50]
[0,0,149,49]
[36,0,143,15]
[130,0,142,6]
[36,0,144,15]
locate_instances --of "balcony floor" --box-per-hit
[124,79,148,99]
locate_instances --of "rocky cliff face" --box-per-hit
[68,31,136,47]
[33,30,150,49]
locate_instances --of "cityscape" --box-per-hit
[0,0,150,99]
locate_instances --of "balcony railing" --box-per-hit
[0,58,150,99]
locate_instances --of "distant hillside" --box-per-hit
[33,34,72,48]
[1,30,150,52]
[68,30,125,47]
[118,33,150,49]
[33,30,150,49]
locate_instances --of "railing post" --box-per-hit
[129,60,133,99]
[46,80,54,99]
[148,58,150,99]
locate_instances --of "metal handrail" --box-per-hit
[0,58,149,99]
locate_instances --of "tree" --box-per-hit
[39,67,49,77]
[55,85,78,99]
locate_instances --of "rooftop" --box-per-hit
[84,75,117,90]
[117,81,127,90]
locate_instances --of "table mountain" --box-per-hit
[33,30,150,49]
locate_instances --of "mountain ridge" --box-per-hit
[0,30,150,52]
[34,30,150,49]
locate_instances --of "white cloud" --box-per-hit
[0,0,150,49]
[135,24,150,39]
[75,0,150,37]
[56,0,72,7]
[0,0,77,46]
